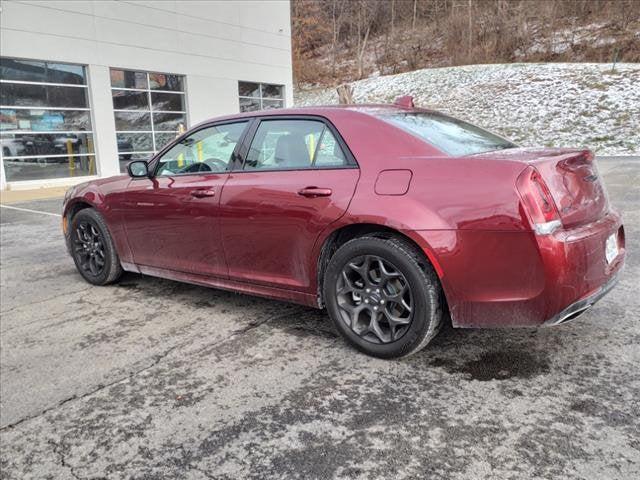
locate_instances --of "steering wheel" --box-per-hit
[178,158,228,174]
[203,158,228,172]
[179,162,211,173]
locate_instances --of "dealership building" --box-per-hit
[0,0,293,190]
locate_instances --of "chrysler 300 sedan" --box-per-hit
[63,99,625,358]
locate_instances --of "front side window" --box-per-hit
[244,119,347,170]
[156,121,248,176]
[379,112,516,156]
[238,82,284,112]
[110,68,187,172]
[1,57,96,182]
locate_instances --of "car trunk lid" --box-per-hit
[470,147,609,228]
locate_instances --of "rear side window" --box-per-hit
[244,119,348,170]
[380,112,516,156]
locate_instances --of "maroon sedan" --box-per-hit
[63,100,625,358]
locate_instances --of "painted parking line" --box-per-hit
[0,204,62,218]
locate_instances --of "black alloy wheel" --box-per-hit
[336,255,413,344]
[323,236,443,358]
[72,220,106,277]
[69,208,123,285]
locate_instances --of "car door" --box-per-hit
[219,117,360,291]
[122,120,250,277]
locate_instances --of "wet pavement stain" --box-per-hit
[432,350,551,381]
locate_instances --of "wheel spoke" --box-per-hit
[377,258,401,282]
[335,254,414,345]
[337,270,358,295]
[72,220,106,277]
[401,298,412,312]
[347,256,367,276]
[368,311,391,343]
[88,256,97,275]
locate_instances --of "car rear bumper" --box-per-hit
[542,270,621,326]
[535,211,625,326]
[407,210,625,328]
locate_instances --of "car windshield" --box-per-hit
[378,111,517,156]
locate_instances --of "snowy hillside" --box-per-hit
[294,63,640,155]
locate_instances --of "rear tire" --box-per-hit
[70,208,123,285]
[323,236,443,359]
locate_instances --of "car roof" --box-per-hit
[192,104,430,128]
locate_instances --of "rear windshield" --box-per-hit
[379,111,516,156]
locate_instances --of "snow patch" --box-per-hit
[295,63,640,155]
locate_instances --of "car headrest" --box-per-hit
[274,134,310,167]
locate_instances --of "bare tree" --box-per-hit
[290,0,640,85]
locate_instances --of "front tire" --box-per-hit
[70,208,123,285]
[323,236,443,359]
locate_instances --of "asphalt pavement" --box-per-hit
[0,157,638,479]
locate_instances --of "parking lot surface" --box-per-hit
[1,157,639,479]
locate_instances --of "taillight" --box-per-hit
[516,166,562,235]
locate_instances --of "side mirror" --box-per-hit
[127,160,149,178]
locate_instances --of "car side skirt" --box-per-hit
[132,264,320,308]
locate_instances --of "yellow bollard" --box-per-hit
[177,152,184,168]
[87,137,95,175]
[197,141,203,162]
[67,139,75,176]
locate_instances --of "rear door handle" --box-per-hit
[190,189,216,198]
[298,187,332,198]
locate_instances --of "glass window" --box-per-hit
[152,112,186,131]
[110,68,187,172]
[261,84,284,99]
[156,122,248,176]
[2,155,96,181]
[238,81,285,112]
[1,133,95,157]
[117,133,153,152]
[114,112,152,131]
[239,98,260,113]
[1,83,88,109]
[245,120,336,170]
[1,57,95,182]
[0,109,91,132]
[112,90,148,110]
[262,99,284,110]
[1,58,86,85]
[149,73,183,91]
[379,112,516,156]
[238,82,260,98]
[150,92,184,112]
[110,69,147,89]
[314,129,347,167]
[154,132,179,151]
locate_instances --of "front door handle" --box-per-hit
[298,187,332,198]
[190,189,216,198]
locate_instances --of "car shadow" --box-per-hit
[109,271,568,381]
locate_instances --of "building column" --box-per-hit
[87,64,120,178]
[0,152,7,191]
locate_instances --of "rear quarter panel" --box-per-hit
[316,110,545,326]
